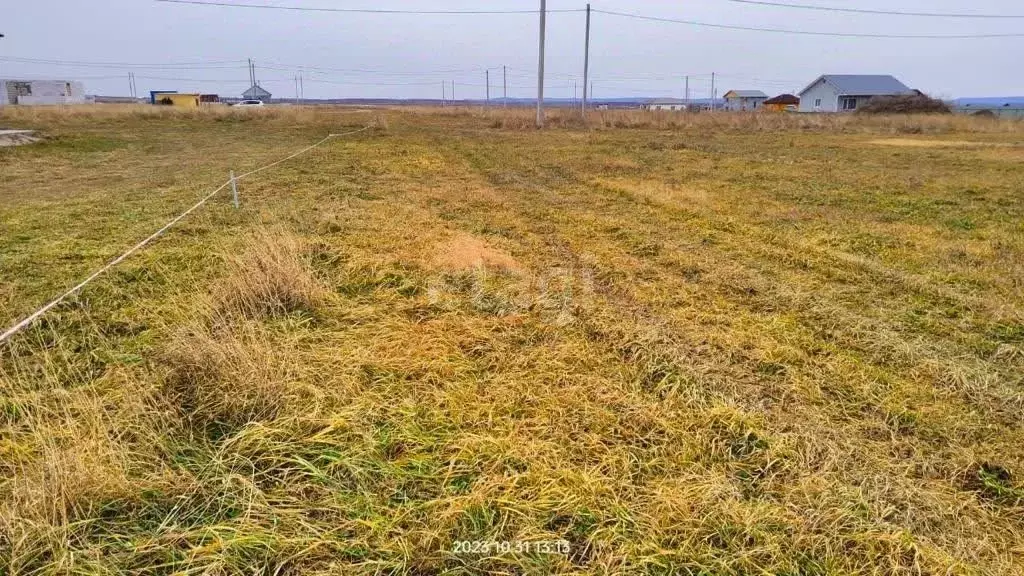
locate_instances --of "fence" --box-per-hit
[0,125,371,345]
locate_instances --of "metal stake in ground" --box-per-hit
[230,170,239,208]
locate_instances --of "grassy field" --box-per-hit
[1,105,1023,574]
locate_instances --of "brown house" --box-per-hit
[764,93,800,112]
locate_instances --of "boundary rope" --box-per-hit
[0,125,370,345]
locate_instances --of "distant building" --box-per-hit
[150,91,177,105]
[242,84,272,102]
[763,93,800,112]
[643,98,687,111]
[94,96,144,104]
[723,90,768,111]
[798,75,913,113]
[953,97,1024,118]
[154,93,201,108]
[0,79,88,105]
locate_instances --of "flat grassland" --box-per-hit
[1,106,1023,574]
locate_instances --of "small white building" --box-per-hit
[643,98,687,111]
[723,90,768,111]
[798,75,912,113]
[1,79,88,106]
[242,84,272,102]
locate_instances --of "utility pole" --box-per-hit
[582,3,591,117]
[486,69,490,108]
[451,80,455,104]
[685,75,689,110]
[0,34,7,104]
[711,72,716,112]
[441,81,446,107]
[299,72,304,105]
[536,0,547,128]
[503,65,508,108]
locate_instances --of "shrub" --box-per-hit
[857,94,951,115]
[160,320,296,429]
[214,228,330,320]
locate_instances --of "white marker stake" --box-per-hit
[230,170,239,208]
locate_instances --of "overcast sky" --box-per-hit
[3,0,1022,100]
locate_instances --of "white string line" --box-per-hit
[235,126,369,180]
[0,126,370,345]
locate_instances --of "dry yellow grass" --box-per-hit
[868,138,1020,148]
[1,105,1023,574]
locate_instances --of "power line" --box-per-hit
[152,0,1024,37]
[259,61,481,76]
[124,74,489,88]
[0,56,246,69]
[135,75,261,83]
[155,0,584,15]
[719,0,1024,19]
[593,8,1024,38]
[0,56,488,78]
[302,77,487,87]
[0,73,130,81]
[714,72,803,84]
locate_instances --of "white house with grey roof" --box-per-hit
[643,98,687,111]
[723,90,768,111]
[798,75,913,113]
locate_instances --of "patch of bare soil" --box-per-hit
[0,131,40,147]
[433,233,521,272]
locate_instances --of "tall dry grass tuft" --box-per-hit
[0,102,370,132]
[482,107,1022,134]
[213,227,331,320]
[160,320,312,429]
[161,227,331,430]
[3,399,132,525]
[0,369,180,573]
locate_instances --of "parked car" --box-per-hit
[234,100,265,107]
